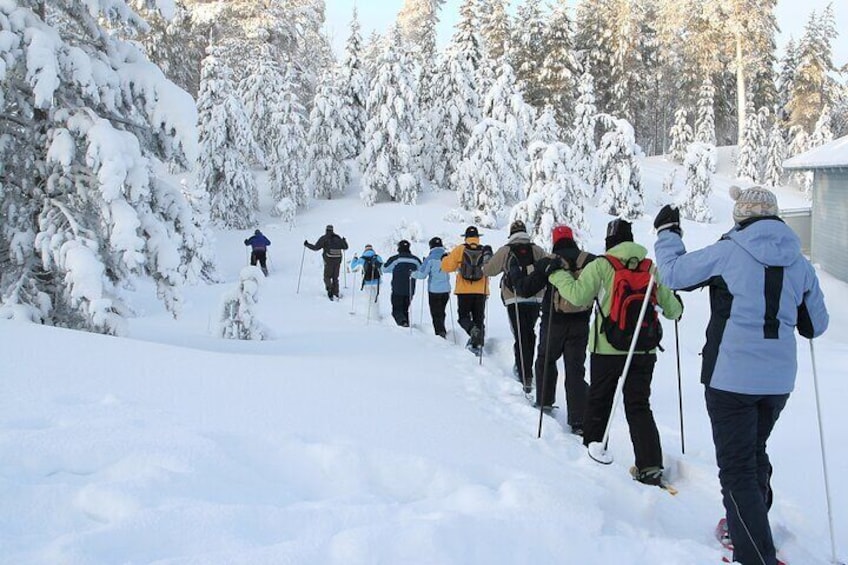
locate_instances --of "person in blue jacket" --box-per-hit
[349,245,384,320]
[412,237,452,337]
[382,240,423,327]
[653,185,829,565]
[244,229,270,276]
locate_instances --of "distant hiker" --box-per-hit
[548,218,682,486]
[244,229,270,276]
[441,226,492,355]
[482,220,547,393]
[349,244,384,320]
[382,240,422,327]
[412,236,451,338]
[304,224,349,300]
[510,225,593,435]
[653,187,829,565]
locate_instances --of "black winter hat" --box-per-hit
[605,218,633,250]
[462,226,480,238]
[429,236,443,249]
[509,220,527,236]
[326,224,334,232]
[398,239,411,252]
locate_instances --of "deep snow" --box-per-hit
[1,157,846,565]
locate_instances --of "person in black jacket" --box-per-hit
[304,225,349,300]
[511,225,593,435]
[382,240,423,327]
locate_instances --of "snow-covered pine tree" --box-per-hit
[571,70,599,196]
[736,100,763,183]
[810,105,834,148]
[763,120,786,188]
[139,1,205,99]
[776,37,799,120]
[532,106,562,145]
[538,3,578,128]
[479,0,511,63]
[197,50,259,229]
[669,108,693,163]
[597,117,644,219]
[397,0,443,66]
[787,124,813,197]
[362,31,385,81]
[454,0,485,86]
[268,62,309,210]
[359,25,420,206]
[237,49,287,168]
[429,12,482,191]
[337,5,368,158]
[305,74,351,201]
[695,76,717,145]
[786,5,837,133]
[217,267,267,340]
[511,141,587,247]
[510,0,547,109]
[0,0,213,334]
[682,141,716,223]
[453,119,514,227]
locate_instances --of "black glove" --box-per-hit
[654,204,682,236]
[534,257,552,273]
[545,256,566,276]
[481,245,493,260]
[243,239,249,245]
[303,239,309,247]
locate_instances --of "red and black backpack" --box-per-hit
[597,256,662,352]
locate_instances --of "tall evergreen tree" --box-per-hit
[736,100,763,182]
[669,108,693,163]
[787,6,838,132]
[763,120,786,188]
[337,6,368,158]
[597,117,644,219]
[197,51,259,230]
[237,49,286,167]
[538,3,578,128]
[268,63,309,210]
[510,0,547,109]
[571,70,599,196]
[695,77,717,145]
[479,0,511,63]
[139,1,205,98]
[305,74,351,201]
[397,0,443,66]
[532,106,562,145]
[359,26,420,206]
[682,142,716,223]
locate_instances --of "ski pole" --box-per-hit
[448,292,457,345]
[409,278,415,334]
[479,278,489,365]
[513,299,528,392]
[810,339,842,565]
[419,279,426,330]
[675,319,685,454]
[296,246,306,294]
[350,270,358,315]
[588,273,656,465]
[537,295,556,438]
[343,250,348,288]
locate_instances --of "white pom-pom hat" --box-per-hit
[729,185,779,224]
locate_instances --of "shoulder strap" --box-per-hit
[604,255,624,271]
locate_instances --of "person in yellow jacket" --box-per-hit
[441,226,493,354]
[547,218,682,486]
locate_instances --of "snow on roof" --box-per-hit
[783,135,848,170]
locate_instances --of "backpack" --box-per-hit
[360,255,382,287]
[551,251,592,314]
[598,255,662,351]
[459,244,485,282]
[504,242,535,291]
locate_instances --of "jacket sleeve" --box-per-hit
[305,235,324,251]
[441,246,462,273]
[411,258,428,279]
[654,231,730,291]
[340,237,349,250]
[511,255,551,298]
[549,258,604,307]
[655,280,683,320]
[350,257,362,271]
[482,245,508,277]
[797,261,829,338]
[382,255,397,273]
[262,236,271,246]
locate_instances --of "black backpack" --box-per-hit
[360,255,382,287]
[504,242,535,291]
[459,244,485,281]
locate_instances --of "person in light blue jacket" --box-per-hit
[653,186,828,565]
[349,245,384,320]
[412,237,451,337]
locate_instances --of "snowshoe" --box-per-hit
[629,466,678,495]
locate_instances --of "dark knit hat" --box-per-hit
[730,185,779,223]
[326,224,334,232]
[551,225,573,246]
[605,218,633,250]
[509,220,527,236]
[462,226,480,238]
[397,239,411,252]
[428,236,443,249]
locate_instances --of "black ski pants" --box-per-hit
[391,294,412,326]
[250,249,268,274]
[506,302,540,389]
[428,292,449,336]
[535,313,589,427]
[585,353,662,471]
[457,294,486,345]
[706,387,787,565]
[323,256,342,296]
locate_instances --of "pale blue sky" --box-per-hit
[323,0,848,69]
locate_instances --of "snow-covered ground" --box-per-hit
[2,159,846,564]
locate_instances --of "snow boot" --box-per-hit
[631,466,664,486]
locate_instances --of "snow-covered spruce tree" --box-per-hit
[511,141,587,248]
[429,13,482,191]
[268,62,309,210]
[810,105,834,148]
[787,125,813,197]
[597,117,644,220]
[695,76,717,145]
[217,267,267,340]
[571,69,599,196]
[0,0,212,334]
[736,101,763,183]
[479,0,511,63]
[682,142,716,223]
[139,1,205,99]
[532,106,562,145]
[510,0,546,109]
[305,75,351,201]
[196,50,258,229]
[237,49,287,168]
[669,108,693,163]
[763,120,786,188]
[397,0,443,67]
[453,119,515,228]
[359,25,420,206]
[337,5,368,158]
[538,3,578,128]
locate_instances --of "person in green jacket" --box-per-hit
[547,218,682,485]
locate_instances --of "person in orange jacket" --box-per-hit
[441,226,493,354]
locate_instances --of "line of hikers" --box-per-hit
[250,184,829,565]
